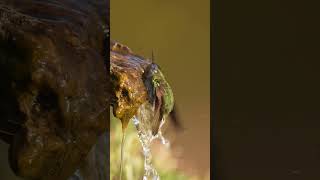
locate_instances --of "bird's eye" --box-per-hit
[153,79,160,86]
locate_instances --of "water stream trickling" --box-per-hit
[132,102,170,180]
[119,131,126,180]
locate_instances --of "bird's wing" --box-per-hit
[151,86,164,135]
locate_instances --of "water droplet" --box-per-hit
[131,102,170,180]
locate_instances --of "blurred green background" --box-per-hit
[111,0,210,177]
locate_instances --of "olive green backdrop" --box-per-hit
[111,0,210,176]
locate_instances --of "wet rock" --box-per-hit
[110,41,151,130]
[0,1,109,179]
[68,132,109,180]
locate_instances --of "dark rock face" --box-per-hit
[68,132,109,180]
[0,1,109,179]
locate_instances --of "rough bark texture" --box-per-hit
[0,1,109,179]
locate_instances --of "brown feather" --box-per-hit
[151,87,164,135]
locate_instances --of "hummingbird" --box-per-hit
[142,52,182,135]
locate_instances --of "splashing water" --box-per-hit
[132,102,170,180]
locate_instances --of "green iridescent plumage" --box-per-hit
[143,62,174,135]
